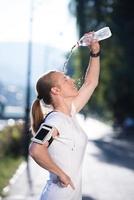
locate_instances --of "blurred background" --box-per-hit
[0,0,134,200]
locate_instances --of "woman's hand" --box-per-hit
[90,39,100,54]
[83,31,100,54]
[59,173,75,190]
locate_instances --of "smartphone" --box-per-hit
[31,124,55,144]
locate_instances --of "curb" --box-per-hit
[1,161,27,198]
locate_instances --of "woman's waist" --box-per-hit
[48,165,82,182]
[48,172,82,188]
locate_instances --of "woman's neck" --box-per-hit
[53,99,72,116]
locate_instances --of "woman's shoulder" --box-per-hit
[44,111,64,122]
[43,111,66,132]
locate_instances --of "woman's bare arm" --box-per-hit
[29,136,75,189]
[73,40,100,112]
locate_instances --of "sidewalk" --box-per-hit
[2,157,49,200]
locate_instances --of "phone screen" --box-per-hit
[35,128,50,140]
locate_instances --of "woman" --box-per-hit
[29,39,100,200]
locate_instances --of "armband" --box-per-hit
[31,123,55,146]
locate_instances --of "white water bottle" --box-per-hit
[78,27,112,46]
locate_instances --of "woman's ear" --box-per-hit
[51,87,60,95]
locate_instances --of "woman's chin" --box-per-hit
[73,90,79,96]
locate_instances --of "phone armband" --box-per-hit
[31,123,55,146]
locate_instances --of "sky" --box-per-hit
[0,0,79,87]
[0,0,78,51]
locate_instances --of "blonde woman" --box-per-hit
[29,39,100,200]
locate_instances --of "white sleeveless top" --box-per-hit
[40,104,88,200]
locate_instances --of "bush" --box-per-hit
[0,122,25,195]
[0,122,24,158]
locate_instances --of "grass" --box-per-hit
[0,156,23,196]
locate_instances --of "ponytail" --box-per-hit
[30,71,57,134]
[30,99,44,134]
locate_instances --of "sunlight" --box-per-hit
[0,0,78,51]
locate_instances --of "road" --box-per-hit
[2,114,134,200]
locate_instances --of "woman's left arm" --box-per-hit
[73,40,100,112]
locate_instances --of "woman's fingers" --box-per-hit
[84,31,94,36]
[69,179,75,190]
[60,181,75,190]
[59,173,75,190]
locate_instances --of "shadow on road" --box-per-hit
[82,195,97,200]
[89,133,134,170]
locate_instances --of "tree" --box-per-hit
[69,0,115,120]
[69,0,134,128]
[107,0,134,125]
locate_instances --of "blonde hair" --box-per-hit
[30,71,58,134]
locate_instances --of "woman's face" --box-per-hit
[53,72,78,98]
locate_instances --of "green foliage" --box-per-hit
[0,123,23,158]
[109,0,134,125]
[69,0,134,126]
[0,123,24,195]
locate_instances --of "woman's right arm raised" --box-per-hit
[29,140,75,190]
